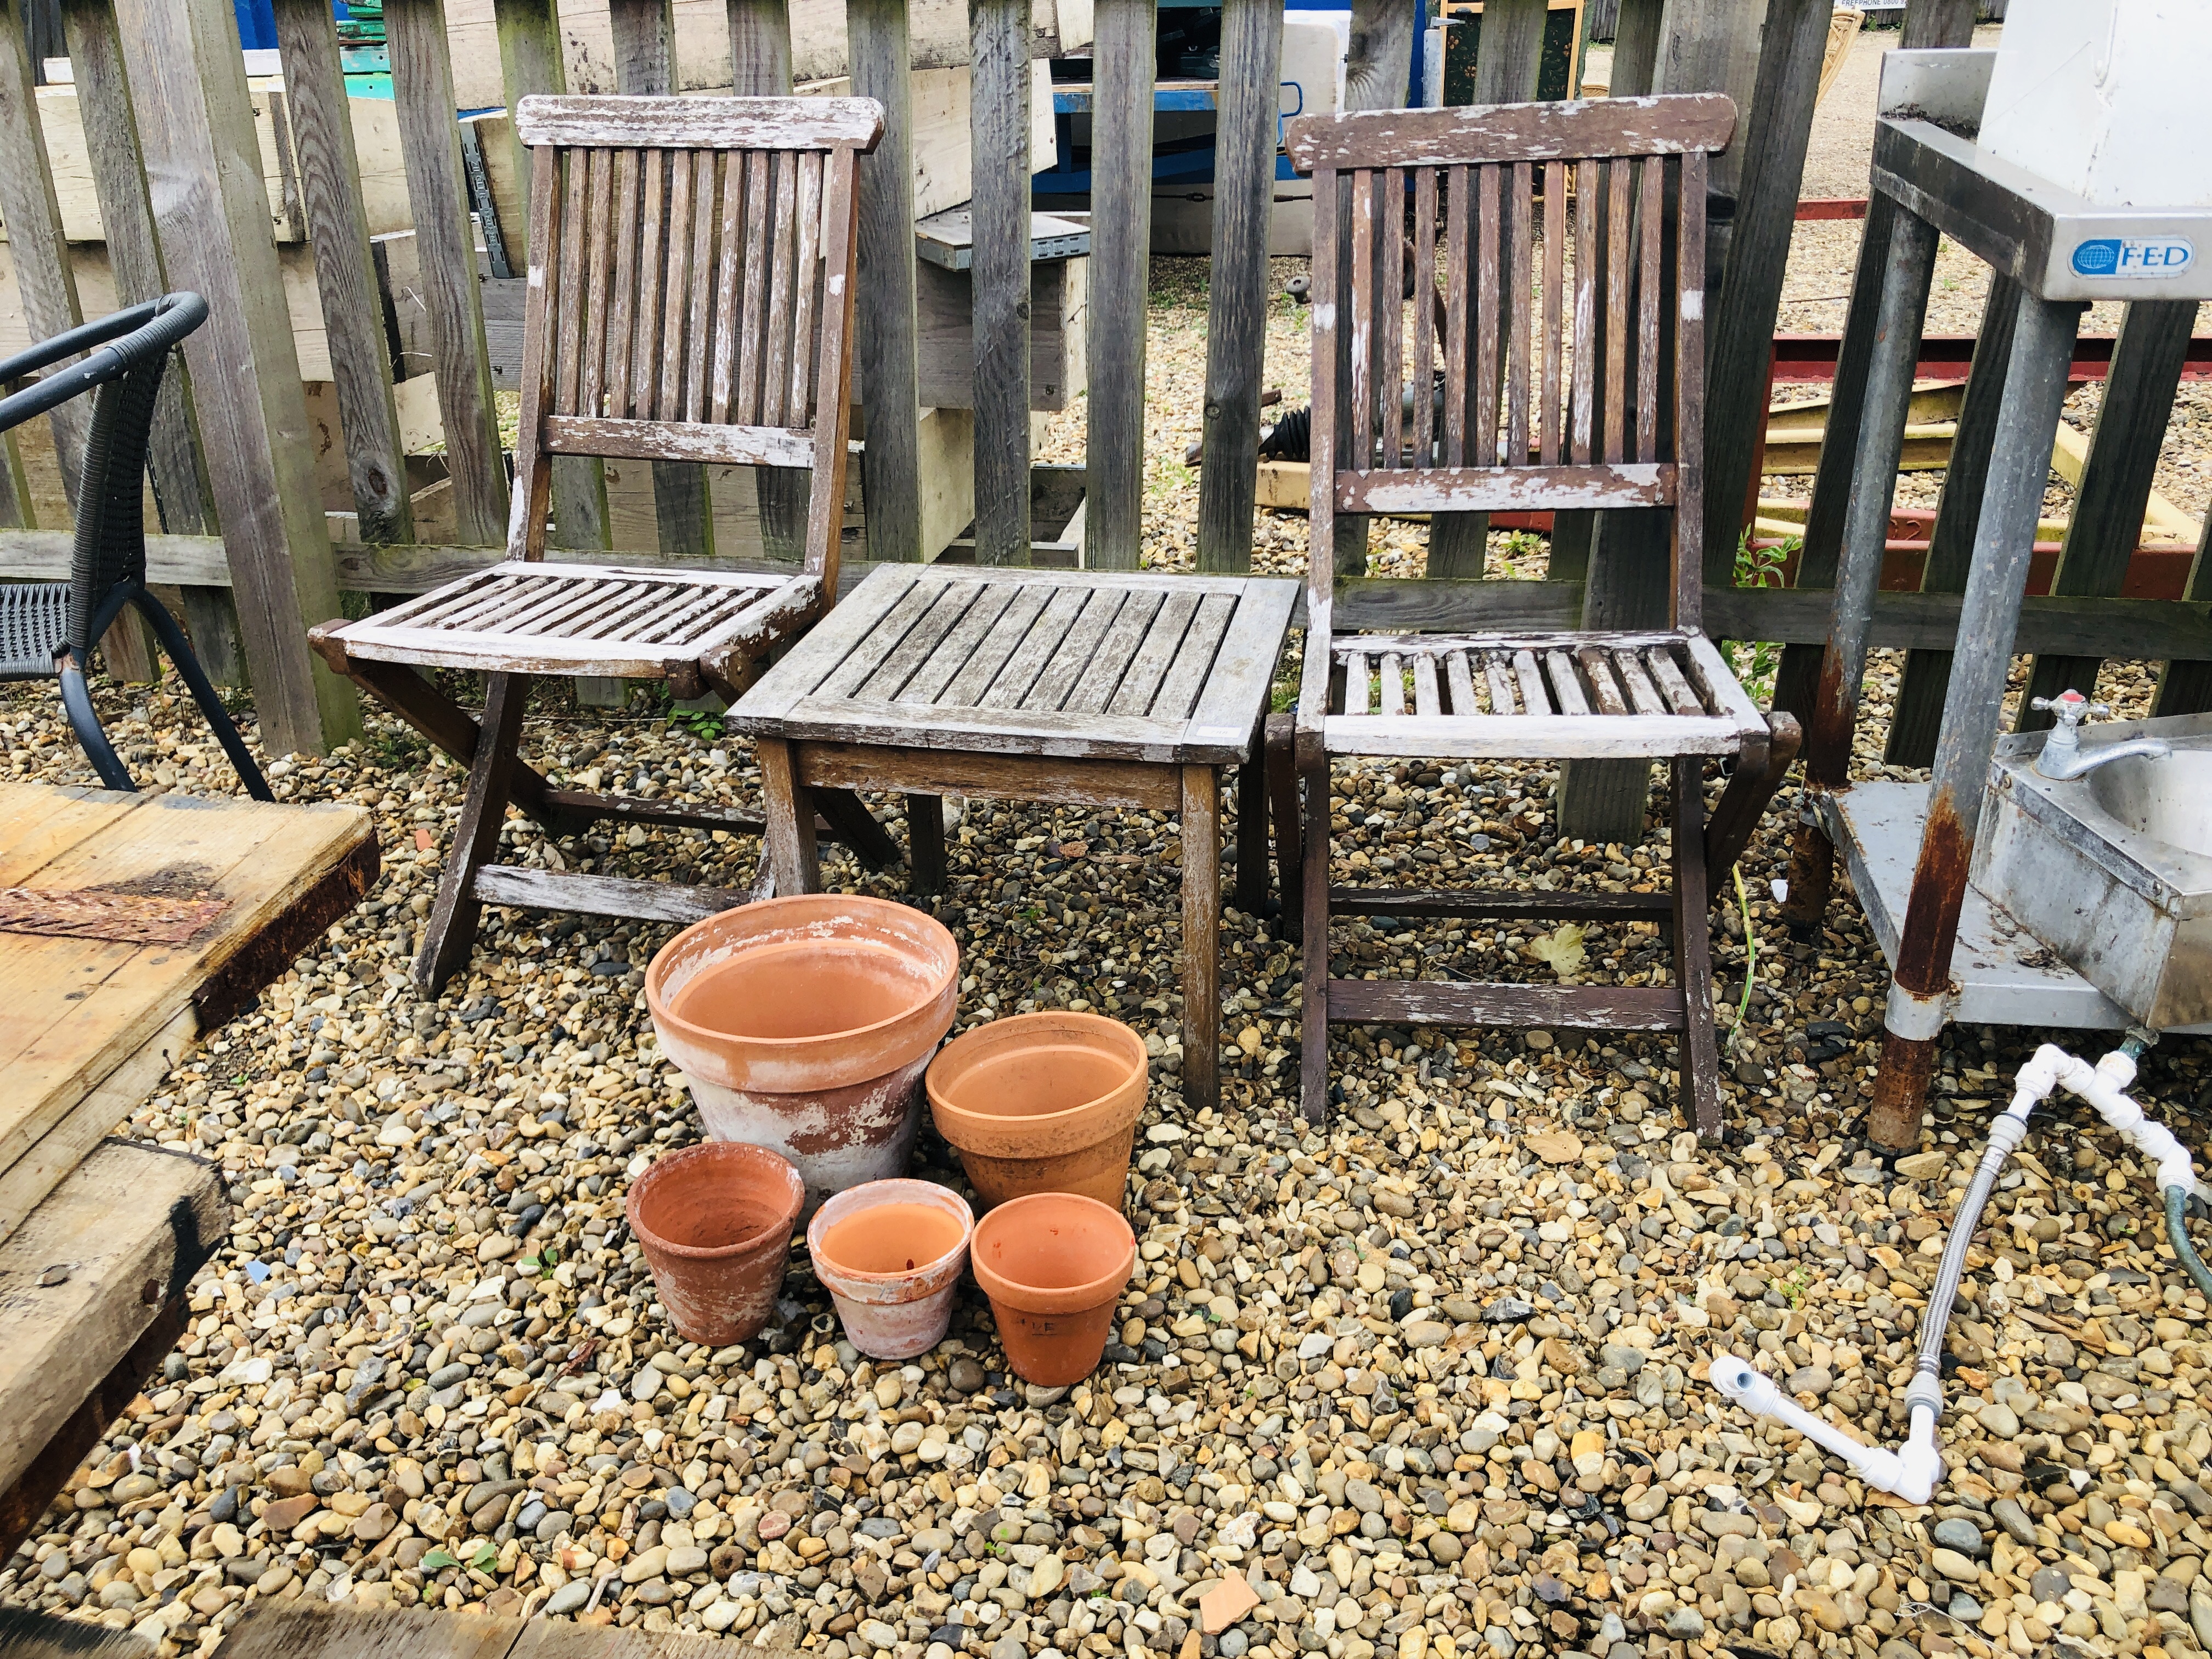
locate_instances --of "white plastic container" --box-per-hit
[1977,0,2212,209]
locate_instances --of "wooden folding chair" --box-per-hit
[310,95,898,992]
[1283,95,1802,1136]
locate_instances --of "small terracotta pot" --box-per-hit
[626,1142,805,1344]
[969,1191,1136,1386]
[808,1179,973,1360]
[926,1012,1147,1211]
[647,895,961,1211]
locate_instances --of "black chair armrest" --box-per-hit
[0,293,208,437]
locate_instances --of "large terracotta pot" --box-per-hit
[970,1191,1136,1386]
[647,895,960,1211]
[627,1142,805,1344]
[808,1179,973,1360]
[926,1012,1147,1211]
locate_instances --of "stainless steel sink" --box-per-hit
[1971,712,2212,1031]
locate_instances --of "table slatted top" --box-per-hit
[732,565,1299,764]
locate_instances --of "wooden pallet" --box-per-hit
[0,783,377,1247]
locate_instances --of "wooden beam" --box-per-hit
[1085,0,1154,569]
[2018,300,2199,725]
[275,0,416,550]
[729,0,806,565]
[112,0,360,753]
[2153,506,2212,719]
[387,0,509,550]
[851,0,925,561]
[0,0,86,501]
[1193,0,1282,574]
[969,0,1031,565]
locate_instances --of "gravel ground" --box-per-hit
[9,35,2212,1659]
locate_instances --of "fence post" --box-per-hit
[110,0,360,753]
[850,0,924,562]
[970,0,1032,567]
[1085,0,1156,570]
[274,0,417,555]
[1193,0,1280,575]
[0,0,88,501]
[386,0,510,550]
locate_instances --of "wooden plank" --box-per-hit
[2019,300,2200,723]
[1326,977,1685,1029]
[514,94,885,151]
[1065,586,1162,713]
[275,0,415,548]
[851,0,924,561]
[541,415,817,467]
[1506,161,1532,475]
[1697,0,1829,586]
[57,0,236,684]
[729,0,795,94]
[112,0,359,752]
[1193,0,1281,573]
[0,0,86,501]
[1084,0,1154,569]
[1540,159,1564,466]
[974,580,1087,708]
[0,1142,224,1531]
[219,1605,520,1659]
[758,151,799,426]
[793,740,1181,810]
[387,0,508,547]
[1339,462,1672,513]
[1325,712,1743,758]
[1284,93,1736,172]
[493,0,565,244]
[473,865,749,924]
[1183,576,1295,748]
[969,0,1031,566]
[1443,166,1469,470]
[1410,168,1436,471]
[1180,764,1220,1110]
[1349,167,1376,474]
[1378,167,1404,470]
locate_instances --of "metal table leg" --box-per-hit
[1866,292,2087,1149]
[1782,206,1942,933]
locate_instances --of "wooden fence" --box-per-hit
[0,0,2201,826]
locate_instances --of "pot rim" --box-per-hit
[926,1011,1148,1143]
[969,1191,1136,1314]
[626,1142,806,1263]
[808,1178,975,1292]
[645,894,960,1059]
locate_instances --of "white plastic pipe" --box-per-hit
[1709,1356,1944,1505]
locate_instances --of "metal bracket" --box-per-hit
[1884,980,1950,1042]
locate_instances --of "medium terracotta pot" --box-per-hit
[808,1179,973,1360]
[927,1012,1147,1211]
[626,1142,805,1344]
[647,895,960,1211]
[969,1191,1136,1386]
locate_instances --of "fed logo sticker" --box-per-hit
[2072,237,2195,278]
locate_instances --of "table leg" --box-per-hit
[757,738,822,895]
[1234,733,1268,917]
[1265,712,1301,942]
[417,671,527,995]
[907,794,947,894]
[1181,765,1220,1112]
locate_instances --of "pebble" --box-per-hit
[4,505,2211,1659]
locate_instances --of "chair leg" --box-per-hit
[1704,712,1802,882]
[1234,732,1269,917]
[336,656,570,827]
[1671,756,1723,1139]
[56,650,134,793]
[1266,713,1302,943]
[905,795,946,894]
[131,588,272,800]
[1181,765,1221,1114]
[1299,752,1331,1122]
[417,672,529,996]
[755,738,822,895]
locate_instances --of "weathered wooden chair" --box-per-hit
[310,95,897,992]
[1283,95,1802,1136]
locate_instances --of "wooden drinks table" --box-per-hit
[0,783,377,1561]
[729,563,1300,1113]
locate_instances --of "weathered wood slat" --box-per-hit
[1339,462,1673,514]
[1284,93,1737,172]
[516,94,885,150]
[850,0,923,561]
[540,415,816,468]
[970,0,1033,566]
[1084,0,1155,569]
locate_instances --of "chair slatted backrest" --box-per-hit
[1285,94,1735,640]
[506,94,885,584]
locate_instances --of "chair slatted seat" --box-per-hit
[1281,94,1803,1136]
[309,95,897,991]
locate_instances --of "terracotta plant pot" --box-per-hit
[969,1191,1136,1386]
[647,895,960,1211]
[808,1179,973,1359]
[926,1012,1147,1211]
[626,1141,805,1344]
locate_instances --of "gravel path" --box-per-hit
[7,36,2212,1659]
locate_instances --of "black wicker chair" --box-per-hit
[0,293,269,800]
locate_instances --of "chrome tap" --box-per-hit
[2030,690,2173,780]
